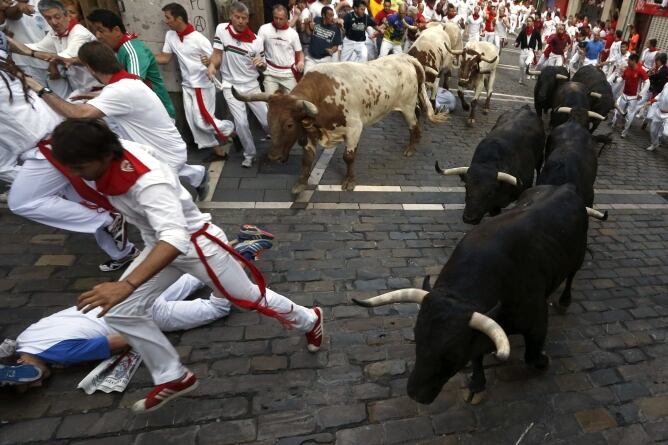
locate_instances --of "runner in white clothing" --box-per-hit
[208,2,269,168]
[48,118,323,413]
[2,0,50,85]
[466,6,483,42]
[7,0,98,98]
[22,41,209,198]
[258,4,304,93]
[1,56,137,272]
[156,3,234,162]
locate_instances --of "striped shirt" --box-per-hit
[213,23,265,86]
[117,38,176,118]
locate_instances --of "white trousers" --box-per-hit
[7,158,134,260]
[649,113,668,146]
[110,224,317,384]
[304,55,333,73]
[341,38,368,63]
[612,94,641,133]
[263,75,297,94]
[222,85,268,161]
[518,49,534,82]
[467,33,480,42]
[182,85,234,149]
[548,53,565,67]
[583,57,598,66]
[151,274,232,332]
[484,31,498,49]
[177,163,206,189]
[379,39,403,58]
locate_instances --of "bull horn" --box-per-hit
[587,111,605,120]
[435,161,468,176]
[528,69,542,76]
[469,312,510,360]
[352,289,428,307]
[297,99,319,118]
[497,171,519,186]
[555,106,572,114]
[590,92,602,98]
[481,54,498,64]
[586,207,609,221]
[444,40,464,56]
[555,74,569,80]
[424,66,440,76]
[231,86,271,103]
[615,103,627,116]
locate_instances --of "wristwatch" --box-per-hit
[37,87,53,97]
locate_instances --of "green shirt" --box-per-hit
[117,38,176,118]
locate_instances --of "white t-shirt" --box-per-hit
[16,307,113,356]
[26,24,98,92]
[442,14,463,26]
[467,15,483,39]
[88,78,187,169]
[258,23,302,78]
[162,29,212,89]
[641,48,659,70]
[309,1,325,18]
[104,141,211,254]
[213,22,265,88]
[496,16,507,38]
[423,5,441,22]
[0,73,62,158]
[3,0,49,70]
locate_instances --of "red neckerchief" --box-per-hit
[272,21,289,30]
[177,23,195,41]
[96,149,151,196]
[472,13,480,19]
[108,69,142,84]
[447,12,456,19]
[226,23,256,43]
[649,46,657,52]
[56,18,78,39]
[525,26,533,36]
[113,32,138,52]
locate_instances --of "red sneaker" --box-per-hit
[305,307,324,352]
[131,371,198,413]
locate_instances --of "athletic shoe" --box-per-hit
[237,224,275,241]
[305,307,324,352]
[131,371,198,413]
[241,157,254,168]
[106,212,128,251]
[196,170,210,202]
[646,144,657,151]
[620,130,628,139]
[99,247,141,272]
[0,364,43,385]
[234,239,273,261]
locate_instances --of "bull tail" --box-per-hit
[408,56,448,123]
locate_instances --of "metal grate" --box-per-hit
[647,16,668,52]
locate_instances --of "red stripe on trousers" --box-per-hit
[194,88,228,144]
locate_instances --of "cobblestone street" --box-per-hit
[1,46,668,445]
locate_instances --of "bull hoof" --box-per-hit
[467,119,475,127]
[526,352,550,370]
[462,103,470,111]
[291,182,307,195]
[342,178,356,191]
[403,147,416,157]
[463,389,486,405]
[482,107,490,115]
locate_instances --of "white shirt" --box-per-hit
[16,307,114,356]
[641,47,659,70]
[257,23,302,78]
[467,15,483,38]
[104,141,211,254]
[3,0,49,70]
[26,24,98,92]
[496,16,507,38]
[88,78,187,169]
[213,22,265,88]
[566,25,578,39]
[309,0,325,18]
[442,14,463,26]
[162,29,212,89]
[423,5,441,21]
[0,73,62,173]
[608,40,621,62]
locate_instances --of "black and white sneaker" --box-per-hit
[106,212,128,251]
[196,170,210,202]
[99,247,140,272]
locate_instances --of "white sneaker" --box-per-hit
[241,158,253,168]
[646,144,657,151]
[620,130,627,139]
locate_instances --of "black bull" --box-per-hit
[538,114,600,208]
[354,184,590,405]
[436,105,545,225]
[533,66,570,116]
[572,65,616,132]
[549,81,606,129]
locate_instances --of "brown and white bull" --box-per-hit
[408,23,457,100]
[232,53,446,193]
[445,40,499,126]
